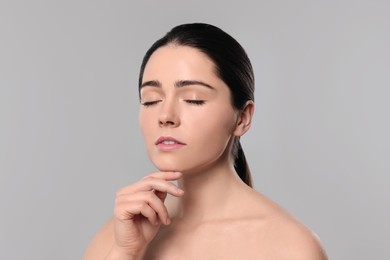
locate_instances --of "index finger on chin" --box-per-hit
[144,171,182,181]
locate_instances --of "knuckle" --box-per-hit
[116,186,130,196]
[143,172,157,179]
[141,175,155,182]
[114,194,123,205]
[145,191,156,200]
[167,182,177,189]
[140,202,149,211]
[116,186,136,197]
[114,193,128,204]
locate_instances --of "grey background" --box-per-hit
[1,1,389,259]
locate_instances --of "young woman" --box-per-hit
[84,23,327,260]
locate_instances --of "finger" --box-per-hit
[145,171,183,181]
[116,171,182,195]
[138,177,184,195]
[118,177,184,197]
[117,191,170,225]
[139,203,159,225]
[115,200,158,226]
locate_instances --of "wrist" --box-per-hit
[104,245,142,260]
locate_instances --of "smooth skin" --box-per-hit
[84,45,327,260]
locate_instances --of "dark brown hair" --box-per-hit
[138,23,255,187]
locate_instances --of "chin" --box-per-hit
[149,150,224,174]
[148,151,186,171]
[152,158,202,173]
[152,159,212,175]
[151,159,183,172]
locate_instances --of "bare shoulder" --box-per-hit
[241,188,327,259]
[83,218,115,260]
[267,214,328,260]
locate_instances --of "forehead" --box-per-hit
[142,45,218,81]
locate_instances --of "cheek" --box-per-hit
[186,104,237,143]
[139,110,154,143]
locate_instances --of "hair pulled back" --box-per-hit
[138,23,255,187]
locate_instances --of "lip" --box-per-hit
[155,136,186,151]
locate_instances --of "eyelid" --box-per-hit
[141,100,162,106]
[140,88,163,100]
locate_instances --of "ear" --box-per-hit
[233,100,254,137]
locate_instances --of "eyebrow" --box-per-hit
[140,80,215,90]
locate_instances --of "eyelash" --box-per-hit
[141,100,161,107]
[141,100,206,107]
[185,100,205,105]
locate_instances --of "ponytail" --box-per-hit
[233,137,253,188]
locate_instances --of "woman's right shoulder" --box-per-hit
[83,218,115,260]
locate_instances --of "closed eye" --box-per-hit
[141,100,161,107]
[185,100,205,105]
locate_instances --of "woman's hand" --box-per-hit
[106,171,184,259]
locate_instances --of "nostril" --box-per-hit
[159,120,175,126]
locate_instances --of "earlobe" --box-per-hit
[233,100,254,136]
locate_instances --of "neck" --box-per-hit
[172,158,248,225]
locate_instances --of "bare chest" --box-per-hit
[142,220,272,260]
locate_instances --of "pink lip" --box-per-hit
[155,136,186,151]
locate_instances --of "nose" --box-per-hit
[158,100,180,128]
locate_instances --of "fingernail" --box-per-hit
[177,189,184,195]
[166,218,171,225]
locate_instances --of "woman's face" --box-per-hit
[139,45,239,173]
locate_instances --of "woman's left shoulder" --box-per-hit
[241,189,328,259]
[268,215,328,260]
